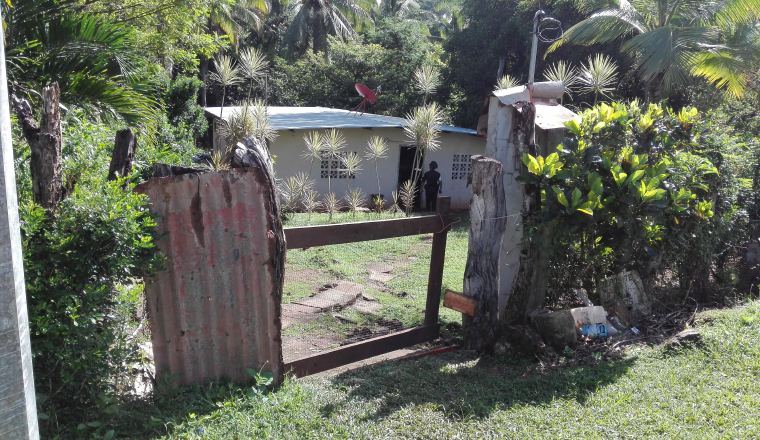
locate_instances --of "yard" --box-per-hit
[280,211,468,360]
[107,300,759,438]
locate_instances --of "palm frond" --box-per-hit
[547,8,648,54]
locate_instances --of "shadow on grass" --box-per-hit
[328,350,636,422]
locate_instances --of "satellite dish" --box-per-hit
[351,83,380,114]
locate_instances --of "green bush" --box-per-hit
[166,75,208,140]
[521,102,720,302]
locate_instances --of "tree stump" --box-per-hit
[463,155,507,352]
[108,129,137,181]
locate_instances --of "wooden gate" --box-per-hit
[283,197,452,376]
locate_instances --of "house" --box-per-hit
[204,106,486,210]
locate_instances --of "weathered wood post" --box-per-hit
[424,196,451,328]
[463,156,506,351]
[0,10,40,438]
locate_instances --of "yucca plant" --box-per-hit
[239,47,268,100]
[390,190,402,214]
[280,173,314,212]
[203,150,232,172]
[303,189,321,221]
[494,74,518,90]
[219,99,276,147]
[579,54,619,104]
[322,128,347,194]
[345,188,366,218]
[341,152,362,177]
[210,54,242,119]
[365,136,388,209]
[404,103,443,204]
[399,179,417,216]
[543,60,579,101]
[323,192,341,221]
[413,64,441,104]
[302,131,324,176]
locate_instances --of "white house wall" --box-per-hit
[266,127,485,210]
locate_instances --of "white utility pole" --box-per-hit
[0,7,40,440]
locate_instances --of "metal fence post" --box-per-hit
[424,196,451,329]
[0,7,40,438]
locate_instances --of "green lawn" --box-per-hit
[112,301,759,439]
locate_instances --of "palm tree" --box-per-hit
[199,0,271,106]
[549,0,760,99]
[283,0,373,53]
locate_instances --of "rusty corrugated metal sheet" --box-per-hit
[137,168,283,385]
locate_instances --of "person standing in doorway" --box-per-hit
[422,161,441,211]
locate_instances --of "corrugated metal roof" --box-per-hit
[534,103,578,130]
[204,106,479,136]
[137,169,283,385]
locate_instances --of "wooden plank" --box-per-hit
[285,215,443,249]
[443,290,478,317]
[283,325,439,377]
[424,197,451,327]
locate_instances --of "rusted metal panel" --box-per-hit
[137,169,283,386]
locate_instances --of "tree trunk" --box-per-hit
[199,56,209,107]
[108,129,137,181]
[11,83,63,210]
[463,155,507,352]
[502,101,547,325]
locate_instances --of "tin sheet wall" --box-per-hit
[138,169,283,385]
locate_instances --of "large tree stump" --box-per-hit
[463,155,507,352]
[11,83,63,210]
[108,128,137,180]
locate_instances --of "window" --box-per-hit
[451,154,471,180]
[321,152,357,179]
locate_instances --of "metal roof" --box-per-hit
[204,106,479,136]
[534,103,578,130]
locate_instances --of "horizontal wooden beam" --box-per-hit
[285,215,444,249]
[443,290,478,317]
[284,325,439,377]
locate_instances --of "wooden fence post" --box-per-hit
[463,156,507,351]
[424,196,451,329]
[0,11,40,438]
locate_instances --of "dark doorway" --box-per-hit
[397,145,423,210]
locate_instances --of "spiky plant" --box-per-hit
[543,60,579,100]
[248,99,277,143]
[413,64,441,103]
[210,54,242,118]
[303,189,321,221]
[494,74,518,90]
[323,192,341,221]
[239,47,268,100]
[345,188,366,218]
[218,99,276,148]
[203,150,232,172]
[404,103,443,200]
[323,128,346,194]
[301,131,324,177]
[579,54,619,104]
[365,136,388,206]
[399,179,417,216]
[341,152,362,177]
[390,190,402,214]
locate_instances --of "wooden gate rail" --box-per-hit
[283,197,452,377]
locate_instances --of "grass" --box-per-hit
[109,300,759,438]
[281,211,467,335]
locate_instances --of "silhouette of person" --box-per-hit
[422,161,441,211]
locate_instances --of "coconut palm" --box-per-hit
[548,0,760,98]
[283,0,374,53]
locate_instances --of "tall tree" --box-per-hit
[283,0,373,53]
[549,0,760,99]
